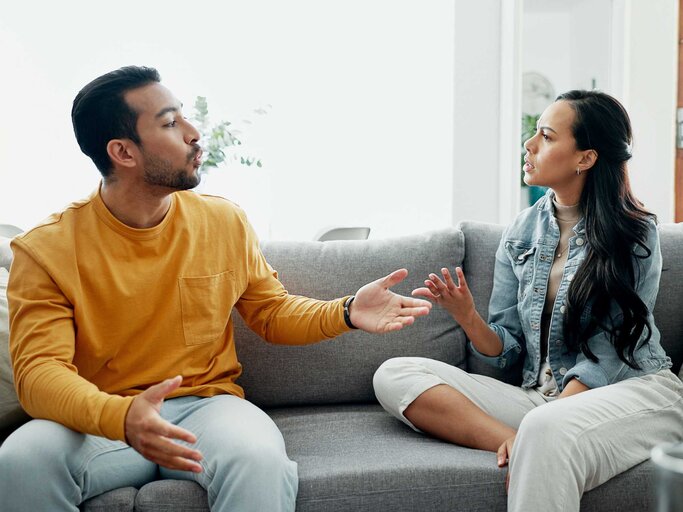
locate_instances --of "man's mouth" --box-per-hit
[190,148,203,167]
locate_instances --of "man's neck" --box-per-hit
[100,180,174,229]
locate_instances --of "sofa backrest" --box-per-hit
[234,228,467,408]
[654,224,683,375]
[459,220,683,380]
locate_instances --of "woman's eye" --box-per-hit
[165,120,177,128]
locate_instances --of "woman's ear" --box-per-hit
[106,139,138,170]
[578,149,598,173]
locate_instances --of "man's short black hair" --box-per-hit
[71,66,161,177]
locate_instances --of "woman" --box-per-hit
[373,90,683,511]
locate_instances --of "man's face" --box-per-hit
[124,83,203,190]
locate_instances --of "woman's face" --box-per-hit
[523,100,587,197]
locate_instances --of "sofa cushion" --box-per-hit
[234,228,467,408]
[655,224,683,375]
[270,404,656,512]
[0,236,12,271]
[135,480,208,512]
[0,268,30,430]
[83,404,656,512]
[80,487,137,512]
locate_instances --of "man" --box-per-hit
[0,66,431,511]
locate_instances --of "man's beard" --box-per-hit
[142,148,201,190]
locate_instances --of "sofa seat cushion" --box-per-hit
[271,404,656,512]
[134,480,209,512]
[80,404,656,512]
[80,486,137,512]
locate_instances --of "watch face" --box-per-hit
[522,72,555,115]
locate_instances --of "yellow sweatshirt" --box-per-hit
[8,189,349,442]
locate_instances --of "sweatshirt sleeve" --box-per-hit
[234,213,351,344]
[8,239,133,441]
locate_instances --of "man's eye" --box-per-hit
[164,120,177,128]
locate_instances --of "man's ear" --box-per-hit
[106,139,139,169]
[578,149,598,173]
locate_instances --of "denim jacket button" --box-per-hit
[555,339,563,346]
[576,238,584,246]
[559,367,568,375]
[566,274,574,282]
[560,305,566,314]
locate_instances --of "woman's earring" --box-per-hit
[576,167,582,176]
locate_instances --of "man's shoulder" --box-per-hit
[16,195,96,248]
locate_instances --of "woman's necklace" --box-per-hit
[555,216,580,259]
[555,242,568,259]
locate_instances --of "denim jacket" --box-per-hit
[471,191,672,391]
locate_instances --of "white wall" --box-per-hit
[452,0,506,225]
[619,0,678,222]
[0,1,455,241]
[0,1,678,239]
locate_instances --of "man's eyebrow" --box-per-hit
[154,103,183,119]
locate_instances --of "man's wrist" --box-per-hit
[343,296,358,329]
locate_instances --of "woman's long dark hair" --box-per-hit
[559,90,656,369]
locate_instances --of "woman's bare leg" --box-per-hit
[404,384,516,451]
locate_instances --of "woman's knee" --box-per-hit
[516,403,573,456]
[373,357,430,401]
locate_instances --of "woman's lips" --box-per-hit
[523,157,534,173]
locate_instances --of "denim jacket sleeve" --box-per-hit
[469,226,526,369]
[562,219,663,389]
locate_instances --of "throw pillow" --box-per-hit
[0,268,29,429]
[0,236,12,271]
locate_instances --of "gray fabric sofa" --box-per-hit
[2,221,682,511]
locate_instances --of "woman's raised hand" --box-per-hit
[412,267,476,327]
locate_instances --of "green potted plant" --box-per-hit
[190,96,268,174]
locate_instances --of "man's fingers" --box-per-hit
[398,306,432,317]
[135,429,204,473]
[143,375,183,403]
[411,287,435,299]
[152,435,203,461]
[160,422,198,445]
[384,318,413,332]
[145,448,204,473]
[380,268,409,289]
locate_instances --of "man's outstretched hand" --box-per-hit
[350,268,432,333]
[124,376,203,473]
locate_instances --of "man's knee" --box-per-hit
[0,420,80,505]
[1,419,76,469]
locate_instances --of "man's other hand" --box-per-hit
[124,376,203,473]
[350,268,432,333]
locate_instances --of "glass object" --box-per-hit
[651,442,683,511]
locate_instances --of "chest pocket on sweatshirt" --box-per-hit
[179,270,236,345]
